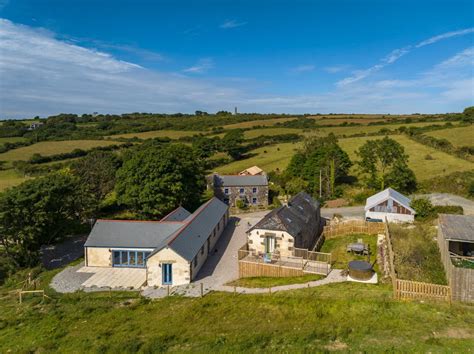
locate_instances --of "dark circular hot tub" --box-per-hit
[348,260,374,280]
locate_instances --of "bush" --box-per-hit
[433,205,463,215]
[410,198,435,219]
[235,199,246,209]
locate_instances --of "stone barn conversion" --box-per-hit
[84,198,229,288]
[365,188,415,223]
[247,192,324,257]
[208,173,269,207]
[437,214,474,302]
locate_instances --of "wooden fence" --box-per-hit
[323,220,385,239]
[239,261,305,278]
[395,279,451,302]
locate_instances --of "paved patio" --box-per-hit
[78,266,147,289]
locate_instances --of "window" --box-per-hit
[239,188,244,194]
[201,246,204,255]
[224,188,229,195]
[252,197,257,204]
[252,187,257,193]
[193,257,198,268]
[217,222,220,231]
[112,250,150,268]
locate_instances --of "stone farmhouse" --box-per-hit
[84,198,229,287]
[208,173,269,207]
[247,192,323,257]
[365,188,415,223]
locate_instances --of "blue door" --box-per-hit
[162,263,172,285]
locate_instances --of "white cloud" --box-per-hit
[337,28,474,87]
[291,64,315,73]
[220,19,247,29]
[324,65,349,73]
[415,28,474,48]
[182,58,214,74]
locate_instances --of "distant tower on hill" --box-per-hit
[234,107,238,115]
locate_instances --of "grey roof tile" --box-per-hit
[439,214,474,242]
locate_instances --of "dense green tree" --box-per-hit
[221,129,245,160]
[71,151,121,205]
[192,136,220,159]
[0,172,93,267]
[115,143,206,217]
[356,136,416,192]
[410,197,435,219]
[286,134,352,198]
[385,160,418,194]
[462,106,474,123]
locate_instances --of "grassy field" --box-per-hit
[244,127,302,139]
[0,169,30,191]
[338,135,474,180]
[226,274,324,288]
[106,130,201,140]
[1,265,473,352]
[222,117,298,129]
[0,137,27,145]
[426,125,474,147]
[0,140,124,163]
[215,142,301,174]
[320,233,379,272]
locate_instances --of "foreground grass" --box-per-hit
[0,140,124,163]
[1,273,473,352]
[226,274,324,288]
[320,233,379,272]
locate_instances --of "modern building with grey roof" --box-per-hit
[247,192,324,257]
[84,197,229,287]
[365,188,415,223]
[208,172,269,207]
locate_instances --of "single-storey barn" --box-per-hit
[84,198,229,287]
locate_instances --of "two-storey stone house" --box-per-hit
[208,173,269,207]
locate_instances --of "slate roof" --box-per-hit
[249,192,320,240]
[161,206,191,222]
[365,188,414,212]
[214,174,268,187]
[84,197,229,261]
[168,198,229,261]
[84,220,183,249]
[439,214,474,242]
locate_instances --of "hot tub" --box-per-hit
[348,260,374,281]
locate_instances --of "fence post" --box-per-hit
[200,283,204,297]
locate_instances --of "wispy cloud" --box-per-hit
[220,19,247,29]
[324,65,349,74]
[182,58,214,74]
[291,64,315,73]
[337,28,474,87]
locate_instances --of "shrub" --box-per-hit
[410,198,435,219]
[235,199,246,209]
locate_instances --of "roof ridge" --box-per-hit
[167,197,217,246]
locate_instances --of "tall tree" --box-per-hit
[71,151,121,206]
[115,143,206,217]
[286,134,352,198]
[356,136,416,192]
[0,172,93,267]
[221,129,245,160]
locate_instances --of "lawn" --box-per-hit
[0,265,473,352]
[215,142,302,174]
[0,140,124,163]
[106,130,200,140]
[0,169,31,191]
[0,137,27,145]
[389,223,447,285]
[426,125,474,147]
[338,135,474,180]
[320,233,379,272]
[226,274,324,288]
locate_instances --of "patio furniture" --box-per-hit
[347,242,366,254]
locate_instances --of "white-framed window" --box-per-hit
[239,188,244,194]
[224,188,229,195]
[252,187,257,193]
[252,197,257,204]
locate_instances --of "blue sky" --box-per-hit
[0,0,473,118]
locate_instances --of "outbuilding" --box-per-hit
[365,188,415,223]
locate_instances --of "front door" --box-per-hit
[162,263,172,285]
[264,236,275,254]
